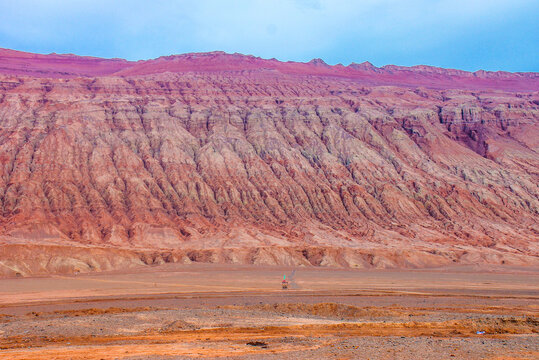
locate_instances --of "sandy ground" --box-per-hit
[0,263,537,359]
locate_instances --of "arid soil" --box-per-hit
[0,264,537,359]
[0,49,538,275]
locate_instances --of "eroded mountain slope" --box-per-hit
[0,52,538,275]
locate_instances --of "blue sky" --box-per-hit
[0,0,537,72]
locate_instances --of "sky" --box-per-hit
[0,0,538,72]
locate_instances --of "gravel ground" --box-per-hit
[0,267,537,359]
[0,296,537,360]
[111,336,539,360]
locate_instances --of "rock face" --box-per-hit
[0,49,538,275]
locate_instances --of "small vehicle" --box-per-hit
[282,275,289,289]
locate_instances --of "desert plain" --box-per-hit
[0,263,537,359]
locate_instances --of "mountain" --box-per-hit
[0,49,537,276]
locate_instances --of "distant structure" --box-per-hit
[282,275,289,290]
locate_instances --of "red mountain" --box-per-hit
[0,48,537,275]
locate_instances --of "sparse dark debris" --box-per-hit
[246,340,268,348]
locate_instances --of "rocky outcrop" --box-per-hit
[0,49,538,275]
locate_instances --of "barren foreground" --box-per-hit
[0,264,537,359]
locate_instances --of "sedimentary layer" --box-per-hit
[0,49,537,275]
